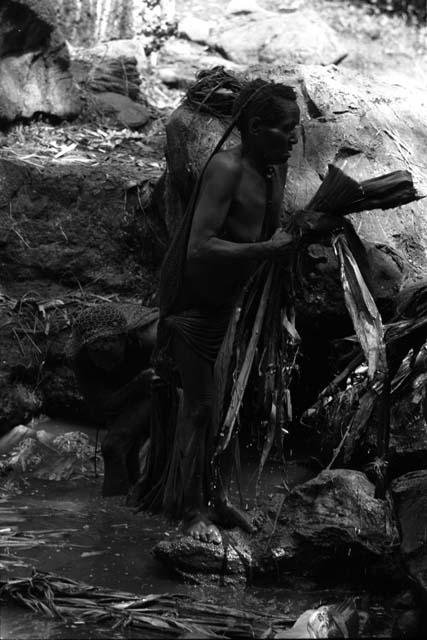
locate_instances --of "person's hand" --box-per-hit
[294,210,344,235]
[269,228,294,256]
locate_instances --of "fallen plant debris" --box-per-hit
[302,304,427,471]
[0,569,370,638]
[0,570,281,638]
[0,122,165,176]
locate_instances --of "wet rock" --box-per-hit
[154,529,252,583]
[92,92,150,129]
[206,9,345,66]
[0,0,80,122]
[266,470,400,580]
[391,470,427,599]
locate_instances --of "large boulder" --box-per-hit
[0,0,80,122]
[267,470,400,580]
[206,9,346,66]
[392,471,427,602]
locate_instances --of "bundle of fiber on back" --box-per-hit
[185,66,244,118]
[213,164,423,497]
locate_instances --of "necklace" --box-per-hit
[262,165,275,239]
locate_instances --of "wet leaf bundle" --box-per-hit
[0,570,276,638]
[307,164,420,216]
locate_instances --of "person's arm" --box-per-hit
[103,368,156,412]
[187,154,293,266]
[75,359,155,414]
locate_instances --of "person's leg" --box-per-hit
[101,398,150,497]
[172,334,222,544]
[173,334,254,540]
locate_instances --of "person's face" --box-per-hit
[87,335,126,371]
[248,100,300,165]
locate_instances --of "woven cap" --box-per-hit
[72,304,127,348]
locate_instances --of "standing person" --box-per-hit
[137,79,341,543]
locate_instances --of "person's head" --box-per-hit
[86,334,127,371]
[72,304,127,371]
[232,79,300,166]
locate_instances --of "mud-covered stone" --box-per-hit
[0,0,80,122]
[267,470,400,575]
[154,529,253,583]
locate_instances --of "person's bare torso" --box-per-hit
[182,147,287,309]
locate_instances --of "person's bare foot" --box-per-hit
[184,512,222,544]
[214,499,255,534]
